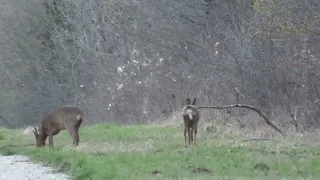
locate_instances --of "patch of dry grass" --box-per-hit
[62,139,155,154]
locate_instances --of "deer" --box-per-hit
[32,106,84,148]
[182,98,200,147]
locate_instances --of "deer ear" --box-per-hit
[33,127,38,136]
[192,98,197,105]
[186,98,191,105]
[32,130,37,137]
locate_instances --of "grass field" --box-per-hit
[0,122,320,180]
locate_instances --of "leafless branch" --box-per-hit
[199,104,285,136]
[0,114,15,128]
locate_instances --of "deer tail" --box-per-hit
[186,109,193,120]
[76,114,82,121]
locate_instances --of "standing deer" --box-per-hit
[182,98,200,147]
[32,106,84,148]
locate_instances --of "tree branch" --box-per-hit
[199,104,285,136]
[0,114,15,128]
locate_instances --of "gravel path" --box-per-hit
[0,155,70,180]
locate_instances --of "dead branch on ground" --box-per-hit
[234,137,272,145]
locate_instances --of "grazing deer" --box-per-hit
[182,98,200,147]
[32,106,84,148]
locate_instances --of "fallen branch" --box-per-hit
[198,104,285,136]
[234,137,272,145]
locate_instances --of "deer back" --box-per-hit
[42,106,83,131]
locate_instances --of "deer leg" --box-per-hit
[190,127,194,146]
[66,126,77,147]
[48,133,54,148]
[72,127,80,147]
[184,126,187,148]
[73,121,82,146]
[190,127,194,142]
[193,124,198,146]
[187,127,190,146]
[67,122,81,147]
[192,127,196,146]
[188,127,192,146]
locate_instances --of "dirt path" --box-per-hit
[0,155,70,180]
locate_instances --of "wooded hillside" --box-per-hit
[0,0,319,130]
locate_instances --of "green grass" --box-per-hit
[0,123,320,180]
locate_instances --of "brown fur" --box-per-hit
[182,98,200,147]
[32,106,84,148]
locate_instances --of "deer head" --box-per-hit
[32,124,46,147]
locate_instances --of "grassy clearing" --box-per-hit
[0,123,320,180]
